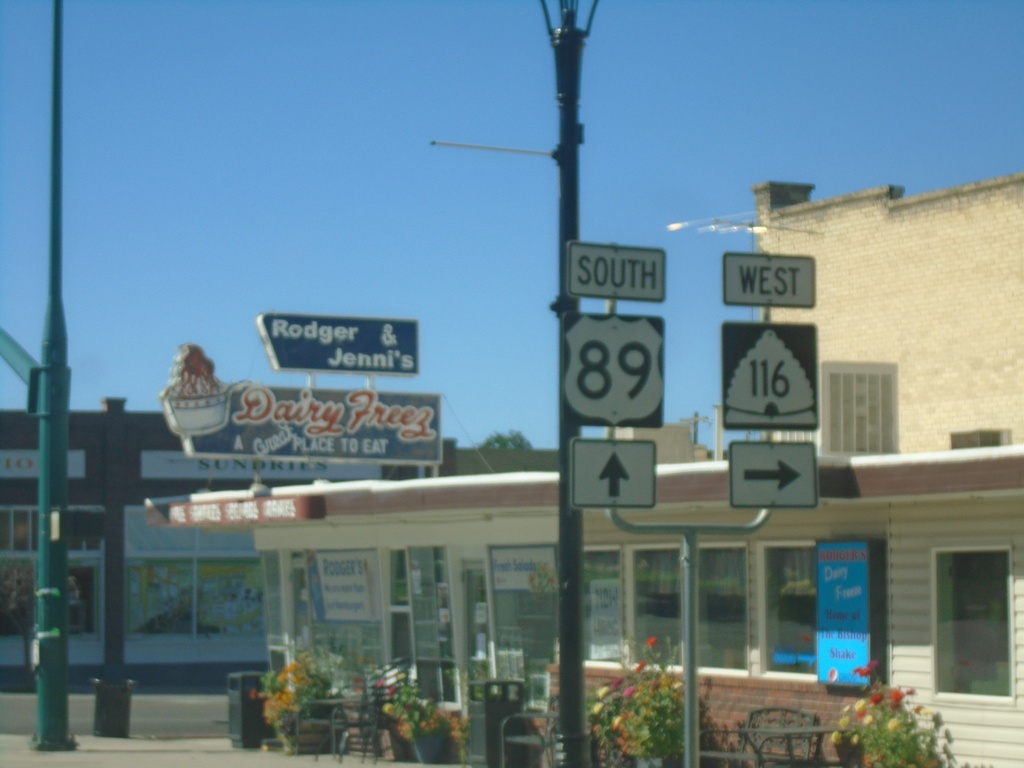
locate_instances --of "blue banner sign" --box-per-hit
[257,312,419,376]
[817,541,871,685]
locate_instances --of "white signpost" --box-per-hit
[571,439,656,509]
[563,313,664,428]
[567,241,666,302]
[722,252,815,308]
[729,441,818,508]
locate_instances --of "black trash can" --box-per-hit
[469,679,525,768]
[228,671,273,749]
[91,678,134,738]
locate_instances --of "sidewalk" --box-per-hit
[0,734,429,768]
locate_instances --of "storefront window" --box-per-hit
[634,548,679,648]
[67,563,98,635]
[2,508,101,638]
[491,545,558,692]
[585,549,622,662]
[0,557,33,638]
[261,552,284,647]
[306,549,385,672]
[699,547,746,670]
[128,560,194,634]
[389,550,412,661]
[765,545,816,674]
[409,547,456,702]
[633,547,746,670]
[197,560,264,636]
[936,549,1010,696]
[125,508,264,639]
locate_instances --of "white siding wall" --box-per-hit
[890,499,1024,767]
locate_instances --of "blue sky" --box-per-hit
[2,0,1021,451]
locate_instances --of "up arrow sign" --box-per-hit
[571,439,656,509]
[599,452,630,497]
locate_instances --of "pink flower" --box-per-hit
[622,686,636,699]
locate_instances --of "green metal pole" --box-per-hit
[33,0,74,751]
[550,8,587,768]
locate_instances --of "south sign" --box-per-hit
[257,312,419,376]
[567,241,666,302]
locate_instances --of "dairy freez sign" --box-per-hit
[176,385,442,464]
[257,312,419,376]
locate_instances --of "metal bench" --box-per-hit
[701,707,825,768]
[500,695,558,768]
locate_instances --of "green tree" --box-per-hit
[479,430,533,450]
[0,558,35,690]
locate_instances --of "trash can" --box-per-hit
[91,678,134,738]
[468,679,525,768]
[228,671,273,749]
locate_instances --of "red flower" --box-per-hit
[870,692,883,705]
[852,660,879,679]
[634,661,648,673]
[645,637,658,647]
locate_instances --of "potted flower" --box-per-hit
[382,680,458,764]
[589,637,713,767]
[260,650,336,753]
[830,661,955,768]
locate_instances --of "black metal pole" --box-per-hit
[550,9,588,768]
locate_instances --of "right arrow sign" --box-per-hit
[729,441,818,509]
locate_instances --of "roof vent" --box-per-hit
[950,430,1010,450]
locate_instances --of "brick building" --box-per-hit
[145,172,1022,766]
[0,398,381,690]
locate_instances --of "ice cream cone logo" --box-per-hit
[159,344,233,436]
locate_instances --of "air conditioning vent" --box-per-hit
[950,430,1010,450]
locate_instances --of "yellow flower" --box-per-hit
[854,699,867,712]
[862,715,873,726]
[850,734,860,745]
[838,716,850,729]
[830,731,844,745]
[597,686,610,699]
[592,702,603,716]
[887,717,900,732]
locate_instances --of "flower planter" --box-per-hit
[835,741,864,767]
[389,728,417,761]
[633,757,682,768]
[288,720,331,757]
[413,734,450,764]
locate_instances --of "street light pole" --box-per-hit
[543,3,596,767]
[31,0,75,751]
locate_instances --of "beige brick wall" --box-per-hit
[753,173,1024,454]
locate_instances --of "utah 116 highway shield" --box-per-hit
[562,313,664,428]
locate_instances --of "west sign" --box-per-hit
[257,312,419,376]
